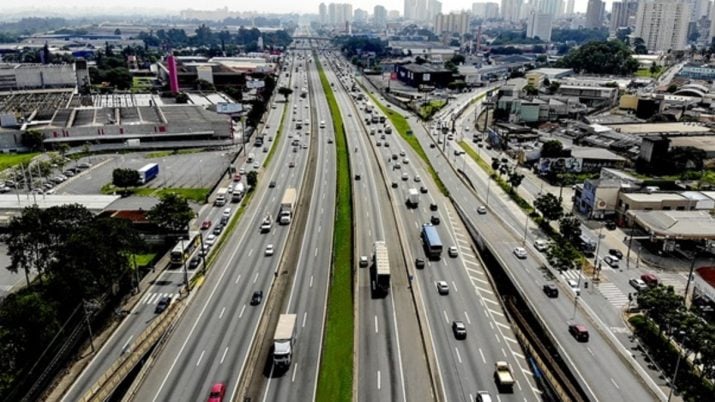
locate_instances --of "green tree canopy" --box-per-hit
[278,86,293,101]
[559,214,582,245]
[541,140,565,158]
[557,40,639,75]
[534,193,564,222]
[147,193,194,234]
[112,168,140,191]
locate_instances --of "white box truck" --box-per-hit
[273,314,297,369]
[214,187,228,206]
[231,182,245,203]
[279,188,297,224]
[407,188,419,208]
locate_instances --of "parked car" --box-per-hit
[608,249,623,259]
[629,278,648,291]
[534,239,549,252]
[189,256,201,269]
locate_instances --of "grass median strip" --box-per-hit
[315,55,353,402]
[264,99,288,167]
[364,91,449,196]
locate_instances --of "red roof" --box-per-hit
[695,266,715,288]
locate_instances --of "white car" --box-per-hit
[414,175,421,182]
[629,278,648,291]
[436,281,449,295]
[265,244,275,256]
[513,247,527,259]
[534,239,549,252]
[205,234,217,246]
[567,279,581,295]
[448,246,458,257]
[476,205,487,214]
[253,162,260,169]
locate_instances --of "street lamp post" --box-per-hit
[593,223,604,267]
[522,213,529,245]
[180,238,189,293]
[667,331,687,402]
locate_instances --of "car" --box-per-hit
[629,278,648,291]
[608,249,623,259]
[207,383,226,402]
[263,147,268,153]
[415,258,425,269]
[359,256,368,267]
[269,180,276,188]
[436,281,449,295]
[401,173,408,181]
[355,174,361,180]
[641,273,659,287]
[567,279,581,295]
[154,296,172,314]
[393,163,401,170]
[476,205,487,214]
[414,175,421,182]
[603,255,620,268]
[391,181,398,188]
[543,283,559,298]
[265,244,275,256]
[250,290,264,305]
[233,174,242,182]
[189,256,201,269]
[430,143,436,148]
[429,203,438,211]
[212,225,223,235]
[328,138,333,143]
[399,151,406,157]
[533,239,548,252]
[63,170,75,177]
[199,244,210,256]
[384,142,390,147]
[430,215,440,225]
[289,161,295,168]
[77,162,91,170]
[205,234,217,246]
[253,162,260,169]
[448,246,458,257]
[476,390,493,402]
[201,220,212,230]
[239,167,246,175]
[222,207,231,217]
[569,324,590,342]
[513,247,527,259]
[419,186,428,193]
[403,158,409,164]
[606,221,617,230]
[452,320,466,339]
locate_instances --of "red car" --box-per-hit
[201,220,212,230]
[207,383,225,402]
[233,174,241,182]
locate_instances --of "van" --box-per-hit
[222,208,232,218]
[641,273,659,287]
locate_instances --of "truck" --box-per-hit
[214,187,228,206]
[421,224,443,260]
[371,241,390,296]
[260,214,273,233]
[407,188,419,208]
[231,182,245,202]
[137,163,159,185]
[273,314,297,369]
[494,361,515,392]
[279,188,297,224]
[125,138,140,147]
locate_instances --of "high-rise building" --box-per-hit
[354,8,368,23]
[328,3,353,26]
[501,0,524,22]
[585,0,605,29]
[388,9,400,19]
[536,0,563,17]
[434,11,470,36]
[634,0,691,52]
[473,2,500,20]
[374,5,388,28]
[427,0,443,21]
[527,11,553,41]
[404,0,417,20]
[565,0,575,15]
[319,3,327,24]
[610,0,639,34]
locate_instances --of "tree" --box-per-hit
[559,214,582,245]
[667,84,678,93]
[175,92,190,104]
[534,193,563,222]
[548,80,560,94]
[112,168,140,192]
[633,37,648,55]
[246,170,258,189]
[637,285,684,335]
[523,84,538,95]
[147,193,194,234]
[114,28,122,35]
[541,140,564,158]
[557,40,639,75]
[508,169,524,190]
[21,130,45,151]
[278,86,293,102]
[546,242,581,271]
[450,54,465,65]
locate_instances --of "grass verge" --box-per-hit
[264,99,288,167]
[100,184,209,203]
[315,55,353,402]
[418,99,446,119]
[364,91,449,196]
[0,152,39,171]
[132,253,157,267]
[145,148,205,159]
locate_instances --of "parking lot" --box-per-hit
[59,150,235,195]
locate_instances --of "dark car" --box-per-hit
[608,249,623,259]
[543,284,559,298]
[568,324,589,342]
[392,181,398,188]
[415,258,425,269]
[269,180,276,188]
[212,224,223,235]
[355,174,361,180]
[429,203,438,211]
[606,221,617,230]
[420,186,428,193]
[189,256,201,269]
[201,220,212,230]
[250,290,264,305]
[154,296,172,314]
[430,215,440,225]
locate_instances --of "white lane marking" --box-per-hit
[220,347,229,364]
[219,307,226,319]
[315,247,318,257]
[443,310,449,323]
[375,315,379,333]
[479,348,486,364]
[292,363,299,382]
[238,305,246,318]
[253,272,259,283]
[455,347,462,364]
[302,312,307,328]
[452,281,458,293]
[310,275,314,288]
[464,311,471,325]
[121,335,134,353]
[248,249,253,257]
[610,378,620,390]
[377,370,381,390]
[318,225,321,233]
[235,274,241,284]
[196,350,205,366]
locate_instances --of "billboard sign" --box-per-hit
[216,103,243,114]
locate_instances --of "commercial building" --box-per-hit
[472,2,500,20]
[677,63,715,80]
[556,84,618,106]
[434,11,470,36]
[501,0,524,22]
[634,0,691,52]
[526,12,553,42]
[374,5,388,28]
[610,0,639,33]
[0,62,88,90]
[585,0,605,29]
[319,3,328,24]
[328,3,353,25]
[394,63,453,88]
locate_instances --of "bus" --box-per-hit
[421,224,443,260]
[170,231,201,267]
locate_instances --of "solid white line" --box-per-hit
[121,335,134,354]
[196,350,205,366]
[220,347,228,364]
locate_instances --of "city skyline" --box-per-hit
[0,0,602,16]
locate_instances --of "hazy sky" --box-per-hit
[2,0,599,15]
